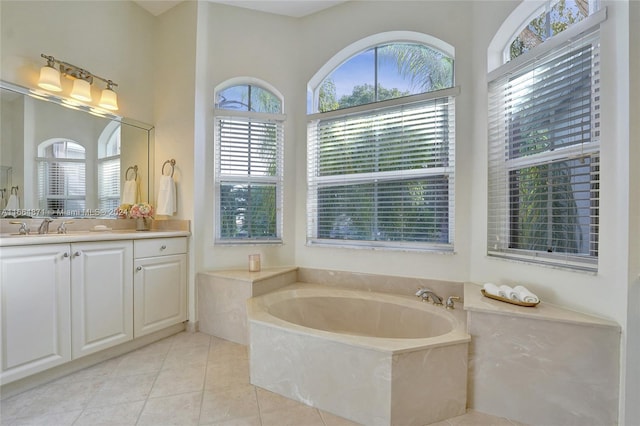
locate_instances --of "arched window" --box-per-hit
[306,33,457,251]
[506,0,595,62]
[487,1,605,271]
[37,139,86,215]
[214,80,284,242]
[98,121,121,214]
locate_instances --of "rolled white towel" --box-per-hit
[482,283,501,297]
[513,285,539,303]
[499,285,519,300]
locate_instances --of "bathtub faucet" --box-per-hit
[415,288,443,305]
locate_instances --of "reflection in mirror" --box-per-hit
[0,81,153,218]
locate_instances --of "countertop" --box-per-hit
[0,229,190,247]
[463,282,619,329]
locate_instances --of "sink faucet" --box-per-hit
[38,218,53,234]
[57,220,74,234]
[10,221,30,235]
[415,288,443,305]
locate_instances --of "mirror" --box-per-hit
[0,81,153,218]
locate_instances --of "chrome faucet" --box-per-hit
[38,218,53,234]
[57,220,74,234]
[415,288,443,305]
[10,221,30,235]
[446,296,460,310]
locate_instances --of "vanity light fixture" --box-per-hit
[37,53,119,110]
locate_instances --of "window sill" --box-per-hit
[307,239,455,254]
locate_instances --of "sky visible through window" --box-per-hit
[329,49,417,99]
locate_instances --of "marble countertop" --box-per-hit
[0,229,190,247]
[463,282,619,329]
[200,267,298,283]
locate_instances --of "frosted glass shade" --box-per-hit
[99,88,118,111]
[70,79,92,102]
[38,66,62,92]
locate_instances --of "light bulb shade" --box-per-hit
[38,66,62,92]
[99,88,118,111]
[70,78,92,102]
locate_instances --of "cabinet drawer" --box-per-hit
[135,237,187,258]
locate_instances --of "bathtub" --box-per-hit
[247,284,470,426]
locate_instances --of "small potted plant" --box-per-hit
[130,202,154,231]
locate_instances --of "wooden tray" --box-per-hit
[480,289,539,307]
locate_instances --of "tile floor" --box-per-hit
[0,332,525,426]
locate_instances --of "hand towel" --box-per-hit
[482,283,501,297]
[156,175,176,216]
[513,285,540,303]
[5,193,19,211]
[121,179,139,205]
[499,285,519,300]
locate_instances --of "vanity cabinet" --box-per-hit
[0,244,71,384]
[133,238,187,337]
[71,241,133,358]
[0,233,188,385]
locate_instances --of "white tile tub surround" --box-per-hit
[196,267,298,344]
[464,283,621,426]
[247,284,470,426]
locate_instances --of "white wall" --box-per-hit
[194,2,299,274]
[0,1,156,123]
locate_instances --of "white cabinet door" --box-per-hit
[134,254,186,337]
[0,244,71,384]
[71,241,133,358]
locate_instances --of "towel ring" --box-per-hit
[125,165,138,181]
[11,186,18,195]
[162,159,176,177]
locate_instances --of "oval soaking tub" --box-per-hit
[247,284,470,426]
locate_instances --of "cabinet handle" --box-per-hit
[136,266,142,271]
[63,252,69,258]
[74,251,81,257]
[160,245,167,250]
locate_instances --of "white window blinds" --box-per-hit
[307,90,456,250]
[215,114,284,241]
[37,140,86,214]
[488,29,600,271]
[99,157,120,212]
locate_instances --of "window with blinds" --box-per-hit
[214,83,284,243]
[307,90,456,250]
[98,125,121,213]
[37,140,86,215]
[487,27,601,271]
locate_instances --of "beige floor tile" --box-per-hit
[137,391,202,426]
[255,387,306,414]
[208,339,248,362]
[112,351,167,377]
[17,379,104,417]
[260,404,325,426]
[73,401,144,426]
[199,385,259,424]
[204,363,250,392]
[318,409,363,426]
[134,336,176,356]
[171,331,212,348]
[0,386,46,419]
[8,409,82,426]
[87,372,156,409]
[203,416,261,426]
[149,363,206,398]
[163,343,210,370]
[447,410,518,426]
[54,357,120,384]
